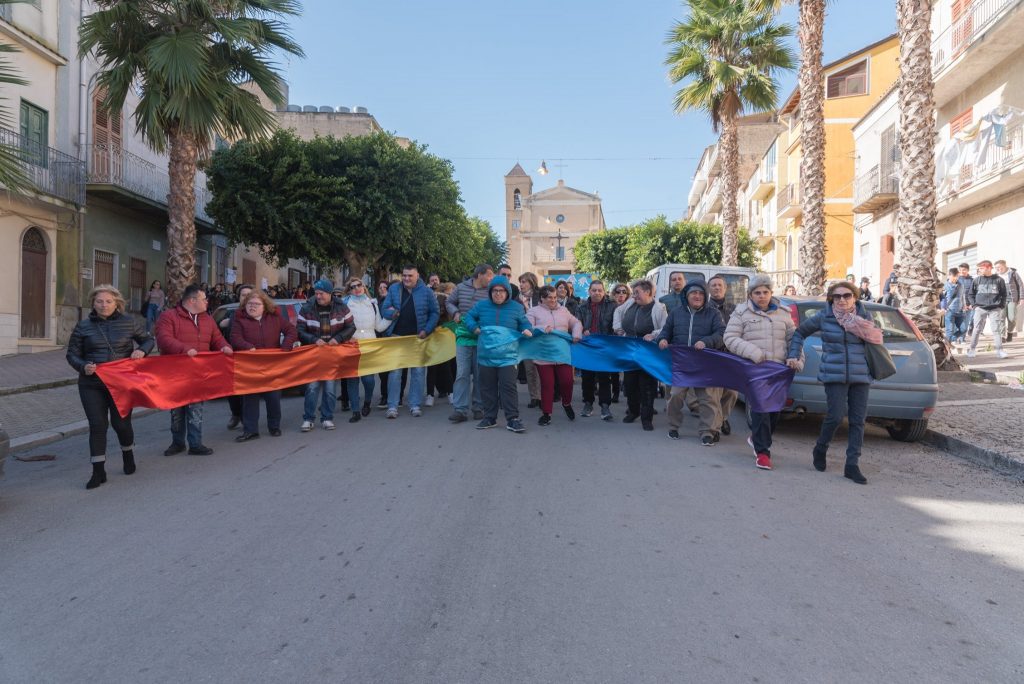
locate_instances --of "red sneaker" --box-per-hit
[755,453,772,470]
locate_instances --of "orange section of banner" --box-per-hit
[231,344,363,394]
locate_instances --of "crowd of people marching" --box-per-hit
[71,261,941,492]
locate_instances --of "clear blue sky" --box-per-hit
[282,0,898,241]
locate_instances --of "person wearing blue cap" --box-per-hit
[297,278,355,431]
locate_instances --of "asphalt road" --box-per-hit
[1,392,1023,683]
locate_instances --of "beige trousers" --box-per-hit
[668,386,722,437]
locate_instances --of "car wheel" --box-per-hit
[886,418,929,443]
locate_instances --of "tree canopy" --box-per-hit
[573,216,762,282]
[206,129,504,281]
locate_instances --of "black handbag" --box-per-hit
[865,342,896,380]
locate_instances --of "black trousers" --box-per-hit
[479,364,519,421]
[581,370,612,406]
[242,391,282,434]
[610,372,621,397]
[624,370,657,423]
[427,359,454,396]
[79,379,134,460]
[228,394,242,418]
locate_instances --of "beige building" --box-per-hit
[929,0,1024,273]
[0,1,84,355]
[504,164,606,279]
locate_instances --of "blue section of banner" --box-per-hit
[671,346,795,413]
[571,334,673,385]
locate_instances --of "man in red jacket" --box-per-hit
[155,284,234,456]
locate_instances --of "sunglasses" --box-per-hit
[833,293,855,300]
[348,282,364,288]
[614,290,628,294]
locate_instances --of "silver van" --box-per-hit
[643,264,757,305]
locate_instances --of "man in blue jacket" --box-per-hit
[657,280,726,446]
[381,265,440,418]
[463,275,533,433]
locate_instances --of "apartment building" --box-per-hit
[930,0,1024,272]
[0,0,85,354]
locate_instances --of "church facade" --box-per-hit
[503,164,606,279]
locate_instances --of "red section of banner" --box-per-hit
[231,344,362,394]
[95,352,236,417]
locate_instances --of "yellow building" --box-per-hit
[756,34,899,283]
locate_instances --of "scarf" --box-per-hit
[832,304,883,345]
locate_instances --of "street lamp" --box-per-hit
[538,160,549,175]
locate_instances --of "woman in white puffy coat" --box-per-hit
[724,274,801,471]
[343,278,391,422]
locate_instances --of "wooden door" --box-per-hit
[20,228,46,338]
[242,258,256,286]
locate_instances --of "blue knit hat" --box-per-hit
[313,278,334,293]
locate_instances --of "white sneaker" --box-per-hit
[996,350,1009,359]
[410,407,423,417]
[300,420,314,432]
[385,408,398,419]
[425,394,435,407]
[966,348,976,358]
[322,420,336,430]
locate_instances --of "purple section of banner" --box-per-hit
[670,346,795,413]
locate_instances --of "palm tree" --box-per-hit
[751,0,828,295]
[0,1,30,195]
[79,0,304,304]
[895,0,953,368]
[666,0,795,266]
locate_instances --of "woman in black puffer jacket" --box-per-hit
[67,285,154,489]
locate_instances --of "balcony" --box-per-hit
[939,121,1024,213]
[776,182,801,219]
[932,0,1024,106]
[853,164,899,214]
[86,144,214,227]
[0,128,85,207]
[750,165,776,201]
[698,177,723,223]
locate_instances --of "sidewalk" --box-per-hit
[2,343,1023,475]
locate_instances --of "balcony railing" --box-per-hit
[86,144,213,224]
[853,164,899,213]
[0,128,85,206]
[776,182,801,218]
[942,121,1024,198]
[932,0,1023,74]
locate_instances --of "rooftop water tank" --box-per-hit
[336,106,351,113]
[286,104,301,112]
[319,106,333,112]
[353,106,368,114]
[302,105,317,112]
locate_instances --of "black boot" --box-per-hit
[86,461,107,490]
[349,411,361,423]
[122,448,136,475]
[844,464,867,484]
[361,401,372,417]
[812,445,827,472]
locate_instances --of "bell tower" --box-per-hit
[504,163,532,276]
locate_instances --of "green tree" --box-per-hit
[624,216,761,278]
[573,229,632,283]
[79,0,304,304]
[206,130,488,282]
[0,1,30,194]
[666,0,794,266]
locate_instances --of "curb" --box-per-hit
[921,429,1024,479]
[0,378,78,397]
[10,408,160,453]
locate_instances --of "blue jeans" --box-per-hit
[145,303,160,332]
[451,344,482,415]
[170,403,204,449]
[817,383,870,467]
[303,380,337,422]
[346,375,375,408]
[944,311,966,343]
[389,366,425,410]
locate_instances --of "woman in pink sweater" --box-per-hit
[526,285,583,426]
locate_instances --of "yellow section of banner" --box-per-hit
[356,327,456,376]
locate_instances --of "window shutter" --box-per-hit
[949,108,972,138]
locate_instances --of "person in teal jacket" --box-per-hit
[463,275,533,433]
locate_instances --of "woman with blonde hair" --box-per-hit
[66,285,154,489]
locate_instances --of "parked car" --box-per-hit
[212,299,305,332]
[645,264,757,305]
[744,297,938,443]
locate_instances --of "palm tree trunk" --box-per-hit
[897,0,955,369]
[165,128,199,306]
[797,0,827,295]
[718,113,740,266]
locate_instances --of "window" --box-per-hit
[513,189,521,210]
[19,100,48,166]
[711,273,749,305]
[94,250,117,287]
[826,61,867,99]
[949,107,972,138]
[511,219,520,229]
[215,245,228,285]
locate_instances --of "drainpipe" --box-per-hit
[77,0,100,321]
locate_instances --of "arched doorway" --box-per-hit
[20,227,47,338]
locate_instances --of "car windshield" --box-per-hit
[798,305,917,341]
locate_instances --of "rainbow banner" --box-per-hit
[96,328,457,417]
